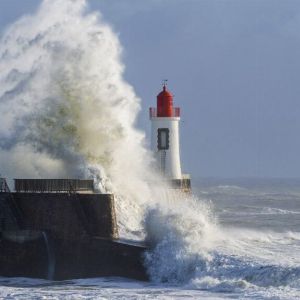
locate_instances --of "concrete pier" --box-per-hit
[0,181,148,281]
[11,192,118,239]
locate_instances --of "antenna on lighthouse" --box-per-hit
[162,79,168,88]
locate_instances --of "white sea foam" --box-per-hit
[0,0,158,238]
[144,193,219,283]
[228,206,300,216]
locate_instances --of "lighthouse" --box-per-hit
[149,82,191,191]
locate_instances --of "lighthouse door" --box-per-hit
[157,128,169,174]
[157,128,169,150]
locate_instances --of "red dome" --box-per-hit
[157,85,173,117]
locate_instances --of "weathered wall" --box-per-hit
[11,193,118,239]
[0,231,147,280]
[0,192,148,281]
[0,231,48,278]
[54,238,147,280]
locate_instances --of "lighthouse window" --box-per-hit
[158,128,169,150]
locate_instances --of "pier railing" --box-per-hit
[14,179,94,193]
[149,107,180,118]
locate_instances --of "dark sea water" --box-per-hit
[1,178,299,299]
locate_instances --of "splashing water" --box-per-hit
[0,0,150,185]
[0,0,218,271]
[144,192,219,283]
[0,0,216,248]
[0,0,159,238]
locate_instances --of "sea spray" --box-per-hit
[143,191,300,290]
[144,191,219,283]
[0,0,158,237]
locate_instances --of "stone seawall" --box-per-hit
[0,192,148,280]
[11,192,118,239]
[0,231,147,280]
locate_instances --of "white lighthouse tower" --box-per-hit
[149,82,191,191]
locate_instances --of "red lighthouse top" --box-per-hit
[149,82,180,118]
[157,84,173,117]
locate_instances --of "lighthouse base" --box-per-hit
[170,174,191,192]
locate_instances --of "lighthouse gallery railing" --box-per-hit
[149,107,180,118]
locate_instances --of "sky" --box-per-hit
[1,0,300,179]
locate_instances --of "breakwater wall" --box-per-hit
[0,191,147,280]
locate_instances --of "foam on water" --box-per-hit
[144,209,300,292]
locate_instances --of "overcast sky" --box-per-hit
[1,0,300,178]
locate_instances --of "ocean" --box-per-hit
[0,178,299,300]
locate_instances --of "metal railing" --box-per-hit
[149,107,180,118]
[14,179,94,193]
